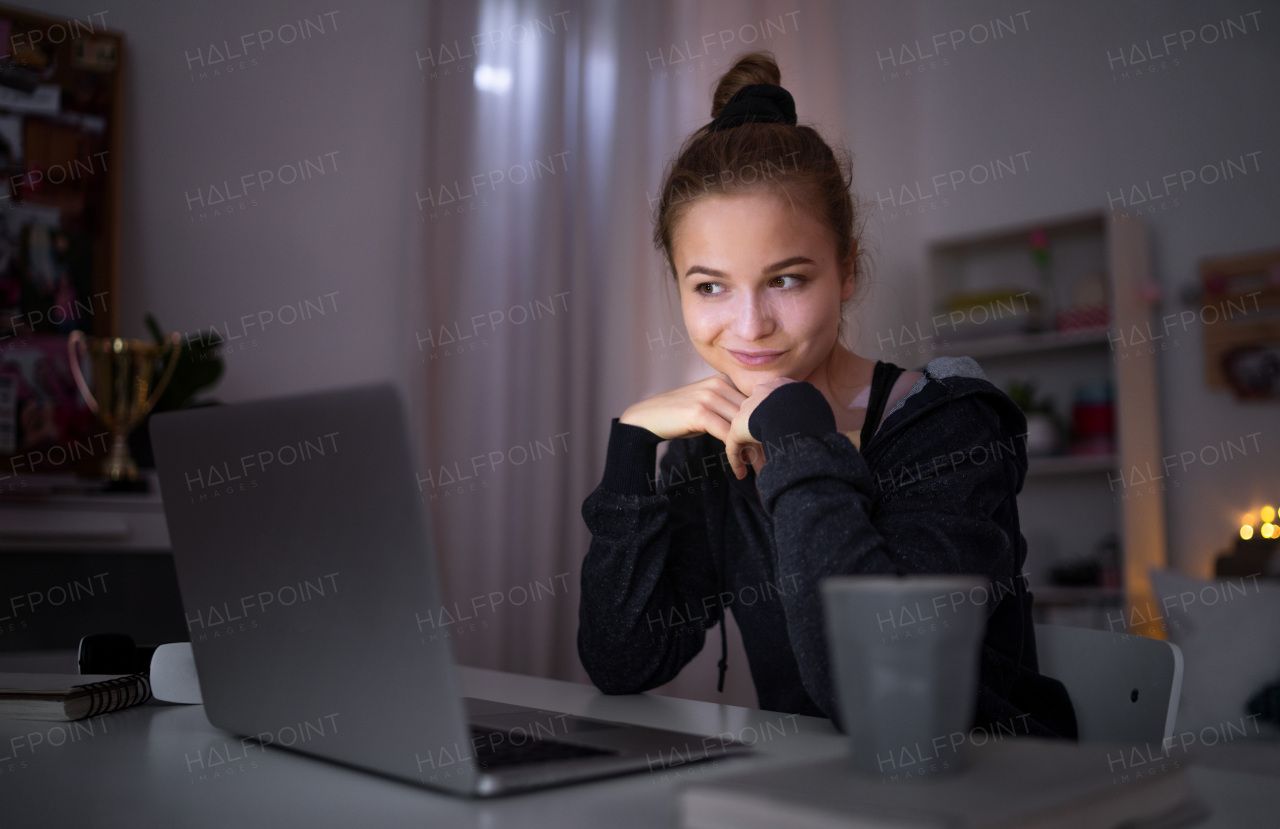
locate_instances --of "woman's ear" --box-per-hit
[840,245,858,302]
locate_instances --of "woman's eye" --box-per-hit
[770,275,801,289]
[695,282,724,295]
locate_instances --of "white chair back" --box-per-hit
[1035,623,1183,745]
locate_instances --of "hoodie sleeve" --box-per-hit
[577,421,727,695]
[748,381,1048,734]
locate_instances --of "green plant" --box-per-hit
[145,313,224,411]
[1006,379,1067,439]
[1006,379,1053,415]
[1003,381,1064,452]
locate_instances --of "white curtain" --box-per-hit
[419,0,861,707]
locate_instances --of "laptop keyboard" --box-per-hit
[468,725,614,770]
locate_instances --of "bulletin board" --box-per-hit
[1201,248,1280,401]
[0,6,122,467]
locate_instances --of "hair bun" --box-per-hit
[711,52,782,119]
[709,85,796,132]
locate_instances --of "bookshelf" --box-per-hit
[0,6,125,471]
[924,213,1167,635]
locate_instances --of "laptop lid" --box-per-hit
[151,384,480,795]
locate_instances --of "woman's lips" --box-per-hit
[728,349,785,367]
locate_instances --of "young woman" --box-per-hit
[578,52,1076,739]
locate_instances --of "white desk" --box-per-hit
[0,471,169,553]
[2,665,1278,828]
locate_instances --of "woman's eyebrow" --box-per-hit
[683,265,727,280]
[762,256,815,273]
[683,256,815,281]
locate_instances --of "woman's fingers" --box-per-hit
[695,389,743,430]
[620,374,793,478]
[616,372,782,479]
[698,375,749,437]
[723,406,758,480]
[727,448,743,480]
[722,377,800,479]
[724,434,744,480]
[618,374,748,442]
[694,408,733,444]
[710,373,748,405]
[696,376,752,447]
[724,436,766,480]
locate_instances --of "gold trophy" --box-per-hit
[67,331,182,482]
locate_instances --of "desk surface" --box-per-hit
[2,665,1278,828]
[0,471,170,553]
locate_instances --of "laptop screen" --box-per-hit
[152,384,480,793]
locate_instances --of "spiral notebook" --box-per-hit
[0,673,152,721]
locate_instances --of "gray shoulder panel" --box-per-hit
[923,355,988,381]
[883,356,988,420]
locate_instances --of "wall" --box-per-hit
[12,0,430,440]
[15,0,1277,697]
[838,0,1279,575]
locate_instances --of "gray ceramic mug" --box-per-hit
[821,575,989,778]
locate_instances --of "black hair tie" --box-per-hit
[709,84,797,132]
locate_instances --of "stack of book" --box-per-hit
[0,673,151,721]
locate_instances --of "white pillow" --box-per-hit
[1149,569,1280,737]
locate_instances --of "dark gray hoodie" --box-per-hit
[578,356,1076,739]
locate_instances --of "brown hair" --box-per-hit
[653,51,863,288]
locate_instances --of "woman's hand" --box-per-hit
[619,374,746,444]
[724,377,796,480]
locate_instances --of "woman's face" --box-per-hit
[671,190,853,396]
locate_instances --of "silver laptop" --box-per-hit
[149,384,750,796]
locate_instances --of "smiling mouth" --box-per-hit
[727,349,785,367]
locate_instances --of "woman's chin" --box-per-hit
[725,370,778,397]
[703,355,795,395]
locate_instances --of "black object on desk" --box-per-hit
[78,633,156,676]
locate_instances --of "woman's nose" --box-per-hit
[731,294,775,341]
